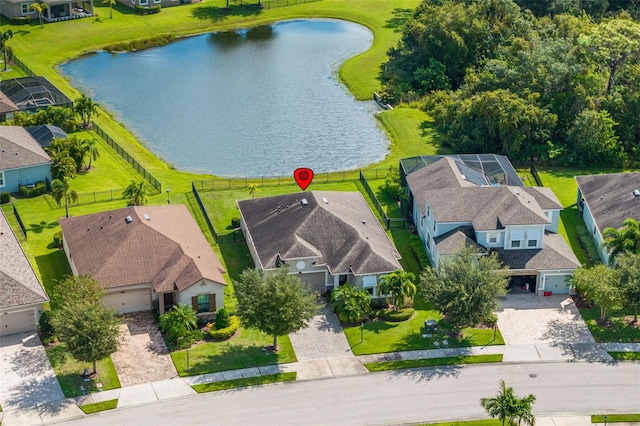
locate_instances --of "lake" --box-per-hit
[59,19,390,177]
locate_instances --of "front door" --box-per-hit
[163,292,175,311]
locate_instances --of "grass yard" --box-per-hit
[191,372,297,393]
[592,414,640,423]
[79,399,118,414]
[365,354,503,371]
[608,352,640,360]
[580,307,640,343]
[46,344,121,398]
[421,420,501,426]
[171,327,296,376]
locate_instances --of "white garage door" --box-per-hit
[0,309,36,337]
[544,275,570,294]
[102,289,151,314]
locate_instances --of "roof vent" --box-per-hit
[362,220,366,225]
[322,197,329,204]
[461,174,467,181]
[513,189,520,195]
[301,198,308,206]
[143,213,150,221]
[634,190,640,197]
[125,215,133,223]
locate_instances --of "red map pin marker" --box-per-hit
[294,168,314,191]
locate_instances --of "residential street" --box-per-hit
[68,362,640,426]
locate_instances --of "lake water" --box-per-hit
[59,19,389,177]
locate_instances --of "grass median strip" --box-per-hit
[365,354,503,372]
[79,399,118,414]
[191,372,297,393]
[591,414,640,423]
[608,352,640,361]
[420,420,501,426]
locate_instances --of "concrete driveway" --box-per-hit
[0,332,65,411]
[496,294,595,345]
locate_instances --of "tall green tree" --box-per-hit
[481,379,536,426]
[29,2,48,28]
[570,265,623,322]
[566,109,626,167]
[235,268,321,350]
[122,180,149,206]
[420,246,508,332]
[330,284,371,323]
[82,138,100,169]
[602,217,640,263]
[74,94,98,128]
[50,274,105,309]
[614,252,640,323]
[378,270,416,310]
[0,30,13,72]
[51,177,78,218]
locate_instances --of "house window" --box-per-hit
[528,239,538,247]
[510,229,524,248]
[140,0,148,4]
[196,294,210,313]
[338,274,348,286]
[0,171,4,187]
[154,0,161,3]
[21,3,34,14]
[488,232,499,244]
[427,206,430,217]
[511,240,521,248]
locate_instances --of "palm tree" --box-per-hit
[245,183,260,198]
[378,270,416,310]
[159,304,198,344]
[330,284,371,323]
[0,30,13,72]
[103,0,116,18]
[30,2,48,28]
[82,138,100,170]
[51,178,78,218]
[481,380,536,426]
[74,94,98,128]
[602,218,640,264]
[122,180,148,206]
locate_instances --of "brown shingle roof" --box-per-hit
[0,210,48,309]
[0,92,19,115]
[238,191,402,275]
[59,205,226,292]
[0,126,52,171]
[576,172,640,232]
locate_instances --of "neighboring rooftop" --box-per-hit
[238,191,402,275]
[0,209,49,309]
[0,126,52,171]
[0,77,73,111]
[59,205,226,292]
[576,172,640,232]
[26,125,68,148]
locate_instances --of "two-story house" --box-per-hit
[405,155,580,295]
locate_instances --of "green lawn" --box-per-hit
[421,420,501,426]
[592,414,640,423]
[171,327,297,376]
[79,399,118,414]
[191,372,297,393]
[46,344,121,398]
[365,354,503,371]
[580,307,640,343]
[608,352,640,360]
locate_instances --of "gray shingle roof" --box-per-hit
[59,205,226,292]
[0,210,48,309]
[576,172,640,232]
[492,232,581,270]
[238,191,402,275]
[0,126,52,171]
[434,227,486,255]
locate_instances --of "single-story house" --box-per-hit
[0,209,49,337]
[237,191,403,297]
[59,205,227,315]
[0,0,93,22]
[576,172,640,265]
[0,126,53,193]
[0,77,73,115]
[26,125,68,148]
[405,155,580,295]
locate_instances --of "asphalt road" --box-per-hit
[70,362,640,426]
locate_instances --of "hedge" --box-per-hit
[0,192,10,204]
[12,16,31,25]
[376,308,415,322]
[135,4,161,14]
[209,315,240,341]
[18,181,47,198]
[409,235,430,268]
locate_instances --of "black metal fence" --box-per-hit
[192,182,219,243]
[530,164,543,186]
[13,205,27,240]
[74,188,124,206]
[92,122,162,193]
[260,0,321,9]
[10,55,36,77]
[359,171,390,229]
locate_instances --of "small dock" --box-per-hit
[373,92,393,110]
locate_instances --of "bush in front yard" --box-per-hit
[0,192,10,204]
[209,316,240,341]
[377,308,415,322]
[39,310,56,345]
[215,308,231,329]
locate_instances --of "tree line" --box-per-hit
[382,0,640,167]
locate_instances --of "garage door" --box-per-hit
[544,275,570,294]
[102,289,151,314]
[300,272,326,293]
[0,310,36,337]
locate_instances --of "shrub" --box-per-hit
[371,297,388,310]
[409,235,430,268]
[18,181,47,198]
[173,329,204,350]
[12,15,31,24]
[331,284,371,324]
[39,310,56,344]
[52,231,63,248]
[576,222,602,266]
[378,308,415,322]
[0,192,10,204]
[135,4,161,14]
[209,316,240,341]
[231,217,241,228]
[215,308,231,329]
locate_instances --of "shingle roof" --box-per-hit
[0,209,48,309]
[434,227,486,255]
[0,126,52,171]
[238,191,402,275]
[492,232,581,270]
[59,205,226,292]
[576,172,640,232]
[0,92,18,115]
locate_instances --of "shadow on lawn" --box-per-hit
[191,4,261,22]
[384,8,413,33]
[387,363,462,383]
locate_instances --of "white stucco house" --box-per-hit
[59,205,227,315]
[0,209,48,336]
[404,155,580,295]
[237,191,403,297]
[576,172,640,265]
